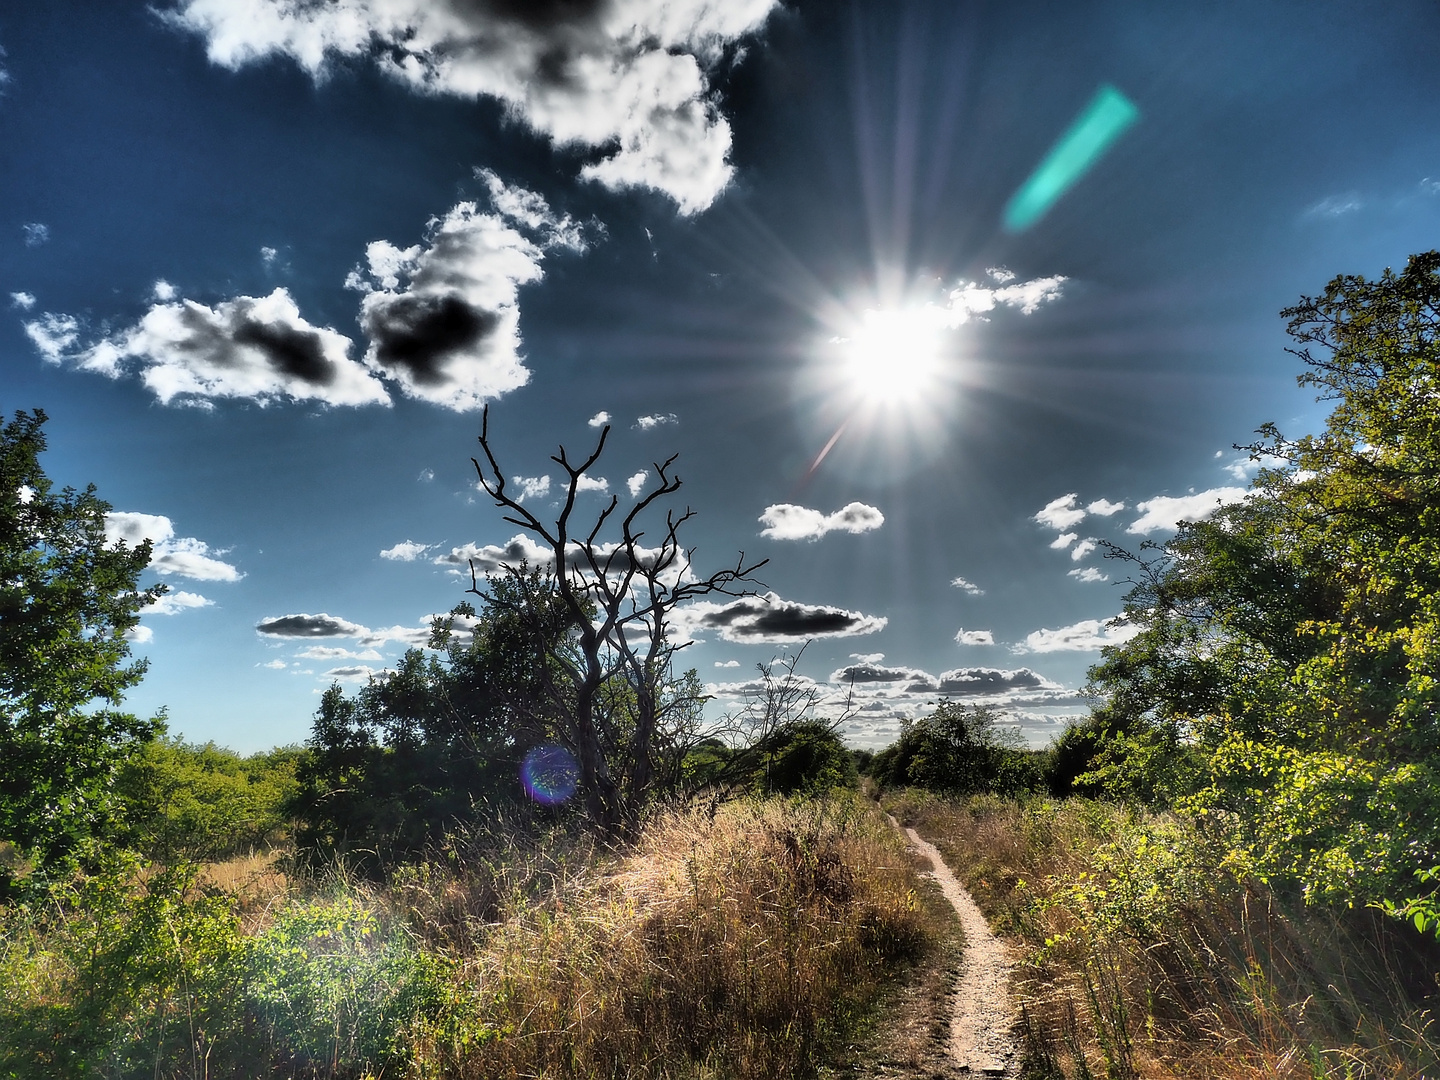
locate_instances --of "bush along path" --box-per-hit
[897,820,1019,1076]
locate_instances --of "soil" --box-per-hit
[903,826,1021,1077]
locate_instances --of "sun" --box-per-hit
[838,307,943,405]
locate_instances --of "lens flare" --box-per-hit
[1004,84,1139,232]
[521,744,580,805]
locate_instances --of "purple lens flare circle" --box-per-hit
[521,743,580,805]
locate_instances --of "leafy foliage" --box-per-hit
[1086,251,1440,909]
[0,409,164,886]
[870,702,1043,797]
[114,738,305,861]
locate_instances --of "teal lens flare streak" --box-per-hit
[1003,84,1140,232]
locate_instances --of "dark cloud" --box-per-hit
[681,592,887,643]
[256,613,367,638]
[933,667,1052,696]
[829,663,929,684]
[232,317,337,385]
[363,293,496,387]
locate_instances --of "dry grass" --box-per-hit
[886,791,1440,1080]
[419,796,931,1079]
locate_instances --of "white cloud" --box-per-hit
[714,659,740,668]
[260,245,279,264]
[512,475,551,502]
[1035,493,1086,531]
[32,288,390,408]
[323,664,388,683]
[1305,193,1362,218]
[417,467,435,483]
[434,533,554,575]
[626,470,648,498]
[1128,487,1249,534]
[148,590,214,616]
[23,312,80,361]
[259,658,288,670]
[955,629,995,646]
[1422,177,1440,196]
[16,485,35,504]
[574,474,610,494]
[10,291,34,310]
[380,539,431,561]
[941,268,1067,324]
[1086,498,1124,516]
[152,280,177,301]
[758,501,884,541]
[165,0,777,214]
[1050,532,1078,550]
[22,223,48,247]
[1222,453,1286,481]
[126,624,155,644]
[347,177,583,411]
[1071,538,1097,561]
[635,412,679,430]
[950,576,984,596]
[588,411,611,427]
[1015,617,1139,653]
[105,511,244,582]
[296,645,383,661]
[850,653,885,664]
[1068,567,1108,583]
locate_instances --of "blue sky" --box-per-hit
[4,0,1440,751]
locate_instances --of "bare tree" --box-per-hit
[470,408,767,834]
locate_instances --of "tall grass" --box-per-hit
[886,790,1440,1079]
[0,795,928,1079]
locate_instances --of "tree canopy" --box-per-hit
[1086,251,1440,908]
[0,409,164,883]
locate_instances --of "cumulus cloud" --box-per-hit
[626,470,648,497]
[1035,493,1086,531]
[1127,487,1248,534]
[512,475,551,502]
[714,659,740,668]
[105,511,243,582]
[950,576,984,596]
[758,502,884,542]
[434,533,554,575]
[1222,453,1286,481]
[574,474,610,494]
[10,291,34,310]
[259,658,288,670]
[1086,498,1124,516]
[260,246,279,264]
[588,411,611,427]
[1050,532,1078,550]
[1068,567,1108,583]
[380,540,431,561]
[323,665,388,682]
[940,267,1067,324]
[1070,538,1097,561]
[127,624,155,644]
[21,223,48,247]
[165,0,777,214]
[256,613,368,638]
[931,667,1058,696]
[829,662,931,684]
[152,280,178,301]
[347,176,585,411]
[30,288,389,408]
[1015,617,1139,653]
[634,412,678,430]
[676,591,886,643]
[148,590,214,616]
[955,629,995,646]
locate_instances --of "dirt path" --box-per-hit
[901,824,1020,1076]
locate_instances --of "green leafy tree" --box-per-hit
[0,409,163,885]
[870,702,1042,797]
[1087,251,1440,908]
